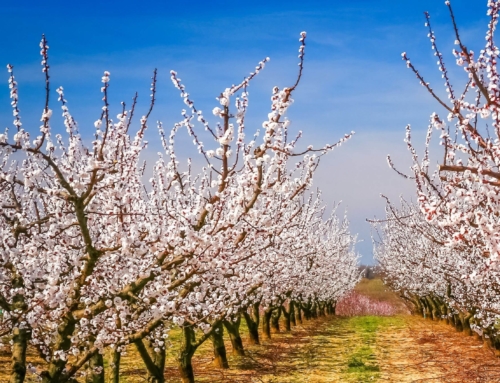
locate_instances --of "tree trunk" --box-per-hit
[281,304,291,331]
[302,303,311,320]
[453,314,463,332]
[86,351,105,383]
[110,349,121,383]
[324,301,331,315]
[410,296,423,317]
[223,317,245,356]
[271,306,281,333]
[178,326,197,383]
[421,298,431,320]
[449,312,456,327]
[317,301,325,317]
[426,296,441,320]
[461,312,473,336]
[311,302,318,319]
[263,308,273,340]
[439,302,449,324]
[290,301,296,326]
[327,301,336,315]
[296,303,303,324]
[41,314,77,383]
[10,327,30,383]
[211,322,229,369]
[134,338,166,383]
[243,305,260,345]
[110,318,122,383]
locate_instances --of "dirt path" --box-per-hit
[1,314,499,382]
[176,315,500,383]
[2,277,499,383]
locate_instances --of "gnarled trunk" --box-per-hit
[223,317,245,356]
[110,349,121,383]
[281,303,292,331]
[290,301,296,326]
[10,327,30,383]
[134,338,166,383]
[271,306,281,333]
[453,314,463,332]
[243,304,260,345]
[41,314,77,383]
[311,302,318,318]
[296,303,303,324]
[178,326,197,383]
[301,302,312,320]
[211,322,229,369]
[317,301,325,317]
[327,301,336,315]
[460,312,473,336]
[263,308,273,340]
[86,351,105,383]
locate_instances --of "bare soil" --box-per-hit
[1,280,499,382]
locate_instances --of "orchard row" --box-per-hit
[375,0,500,353]
[0,33,360,383]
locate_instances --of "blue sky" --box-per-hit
[0,0,490,263]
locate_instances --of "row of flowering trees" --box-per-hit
[0,33,360,383]
[374,0,500,352]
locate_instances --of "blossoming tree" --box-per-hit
[0,32,359,383]
[380,0,500,350]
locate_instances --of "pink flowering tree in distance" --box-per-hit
[0,32,359,383]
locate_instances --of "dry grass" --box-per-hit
[377,316,500,382]
[1,280,499,382]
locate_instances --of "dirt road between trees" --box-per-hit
[161,314,500,383]
[2,280,499,382]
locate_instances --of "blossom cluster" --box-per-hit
[0,32,359,382]
[380,0,500,340]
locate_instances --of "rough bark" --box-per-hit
[290,301,296,326]
[327,301,336,315]
[453,313,464,332]
[317,301,325,317]
[301,300,312,320]
[86,351,105,383]
[263,308,273,340]
[243,304,260,345]
[410,296,423,317]
[281,303,292,331]
[223,317,245,356]
[41,314,77,383]
[110,349,121,383]
[211,322,229,369]
[311,302,318,318]
[178,326,197,383]
[134,338,166,383]
[271,306,281,333]
[426,296,441,320]
[461,312,473,336]
[296,303,303,324]
[9,327,30,383]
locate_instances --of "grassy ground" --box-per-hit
[1,279,500,382]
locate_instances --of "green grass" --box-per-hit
[1,279,410,382]
[340,315,404,382]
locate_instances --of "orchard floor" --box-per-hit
[2,280,500,383]
[2,314,499,383]
[157,315,500,383]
